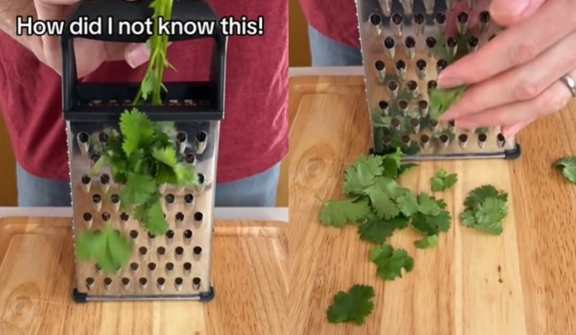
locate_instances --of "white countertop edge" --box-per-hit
[289,66,364,77]
[0,207,288,223]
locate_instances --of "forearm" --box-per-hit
[0,0,40,52]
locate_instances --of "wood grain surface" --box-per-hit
[288,75,576,335]
[0,217,288,335]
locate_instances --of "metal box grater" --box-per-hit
[60,0,227,301]
[356,0,521,160]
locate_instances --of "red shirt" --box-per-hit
[0,1,287,183]
[299,0,360,48]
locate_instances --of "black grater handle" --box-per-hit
[60,0,221,43]
[60,0,227,122]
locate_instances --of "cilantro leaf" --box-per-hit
[416,192,442,216]
[414,234,438,249]
[398,163,418,175]
[429,86,467,119]
[319,198,371,228]
[119,108,155,156]
[370,244,414,280]
[75,224,132,273]
[363,176,407,219]
[430,169,458,192]
[121,173,157,206]
[381,147,403,178]
[326,284,375,325]
[460,185,508,235]
[139,200,169,236]
[342,155,383,194]
[152,146,178,167]
[553,156,576,184]
[396,192,419,216]
[357,213,409,244]
[410,211,451,235]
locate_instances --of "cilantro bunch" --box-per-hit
[76,109,199,272]
[460,185,508,235]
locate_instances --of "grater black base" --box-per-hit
[72,286,215,303]
[368,143,522,160]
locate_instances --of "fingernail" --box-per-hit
[437,72,463,88]
[490,0,530,18]
[126,43,150,69]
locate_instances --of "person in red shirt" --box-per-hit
[0,0,287,207]
[300,0,576,138]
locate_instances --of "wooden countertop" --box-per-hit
[288,75,576,335]
[0,217,288,335]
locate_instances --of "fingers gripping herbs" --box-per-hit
[76,109,199,271]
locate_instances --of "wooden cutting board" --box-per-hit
[0,217,288,335]
[288,75,576,335]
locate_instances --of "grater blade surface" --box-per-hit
[356,0,521,160]
[68,120,219,301]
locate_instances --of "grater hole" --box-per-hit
[478,133,488,142]
[391,118,401,128]
[382,135,392,145]
[157,277,165,285]
[103,277,112,285]
[416,59,426,70]
[395,60,406,70]
[184,194,194,203]
[198,174,205,184]
[193,246,202,255]
[113,229,121,236]
[139,278,147,286]
[121,277,130,285]
[90,154,100,164]
[98,133,108,143]
[497,133,505,141]
[387,81,398,91]
[447,37,457,47]
[448,120,455,127]
[435,12,446,24]
[183,262,192,271]
[175,277,183,284]
[176,131,187,142]
[165,194,175,203]
[369,13,381,25]
[77,132,89,143]
[139,247,148,255]
[166,230,175,239]
[401,135,411,144]
[410,119,420,127]
[111,194,120,203]
[429,119,439,127]
[157,246,166,255]
[468,36,479,47]
[148,263,157,271]
[86,277,95,285]
[384,37,395,48]
[185,154,195,164]
[101,212,111,221]
[439,135,449,143]
[375,60,385,71]
[166,262,174,271]
[148,232,156,239]
[194,212,203,221]
[407,81,417,91]
[184,230,193,239]
[193,277,201,285]
[398,100,408,110]
[418,100,428,109]
[378,100,388,110]
[196,131,207,142]
[457,12,469,23]
[99,174,110,184]
[120,212,129,221]
[480,11,490,23]
[176,212,185,221]
[175,247,184,255]
[130,262,139,271]
[459,134,468,142]
[426,36,436,48]
[81,175,91,184]
[130,230,138,239]
[428,80,438,90]
[413,13,425,24]
[421,134,430,144]
[95,263,102,271]
[83,212,92,221]
[437,59,448,71]
[404,36,415,48]
[391,13,403,25]
[92,194,101,203]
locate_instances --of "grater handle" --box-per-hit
[60,0,222,43]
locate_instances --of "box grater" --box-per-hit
[356,0,521,160]
[60,0,226,301]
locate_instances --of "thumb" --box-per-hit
[489,0,547,26]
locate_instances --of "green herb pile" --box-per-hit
[321,150,510,325]
[74,1,198,273]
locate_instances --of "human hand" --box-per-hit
[34,0,150,77]
[436,0,576,138]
